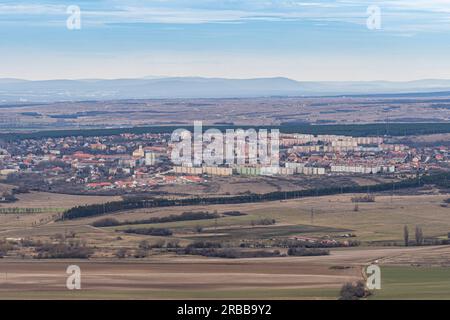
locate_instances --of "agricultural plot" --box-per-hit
[0,191,449,299]
[370,266,450,300]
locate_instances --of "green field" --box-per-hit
[370,266,450,300]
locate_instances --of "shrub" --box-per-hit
[92,218,120,227]
[138,240,151,250]
[222,211,246,216]
[287,248,330,256]
[35,241,92,259]
[339,281,370,300]
[351,195,375,203]
[182,247,281,259]
[251,218,276,226]
[165,240,180,248]
[115,248,128,259]
[122,228,173,236]
[150,240,166,248]
[0,240,14,258]
[134,249,148,258]
[115,211,220,226]
[186,241,222,249]
[20,238,41,248]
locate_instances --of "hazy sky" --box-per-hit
[1,0,450,81]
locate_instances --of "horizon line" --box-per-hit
[2,76,450,83]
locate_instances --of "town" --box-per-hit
[0,129,448,196]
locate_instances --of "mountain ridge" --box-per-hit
[1,77,450,102]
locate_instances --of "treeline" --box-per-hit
[61,172,450,221]
[273,238,360,249]
[0,240,13,258]
[0,207,62,214]
[152,240,268,259]
[351,195,375,203]
[121,227,173,236]
[4,122,450,141]
[251,218,276,226]
[287,248,330,256]
[222,211,247,216]
[180,242,329,258]
[92,211,220,227]
[181,247,282,259]
[34,241,93,259]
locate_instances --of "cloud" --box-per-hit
[0,4,65,14]
[0,0,449,32]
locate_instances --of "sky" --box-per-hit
[1,0,450,81]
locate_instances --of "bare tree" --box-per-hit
[115,248,127,259]
[404,225,409,247]
[415,226,424,246]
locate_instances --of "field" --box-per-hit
[0,257,356,299]
[2,190,450,249]
[0,191,121,209]
[2,97,450,131]
[0,246,449,299]
[370,266,450,300]
[102,192,450,244]
[0,191,121,236]
[156,174,390,197]
[0,187,449,299]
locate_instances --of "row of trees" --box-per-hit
[287,248,330,256]
[181,247,282,259]
[0,207,60,214]
[5,122,450,141]
[122,227,173,236]
[403,225,425,246]
[92,211,220,227]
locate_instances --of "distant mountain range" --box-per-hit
[1,77,450,103]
